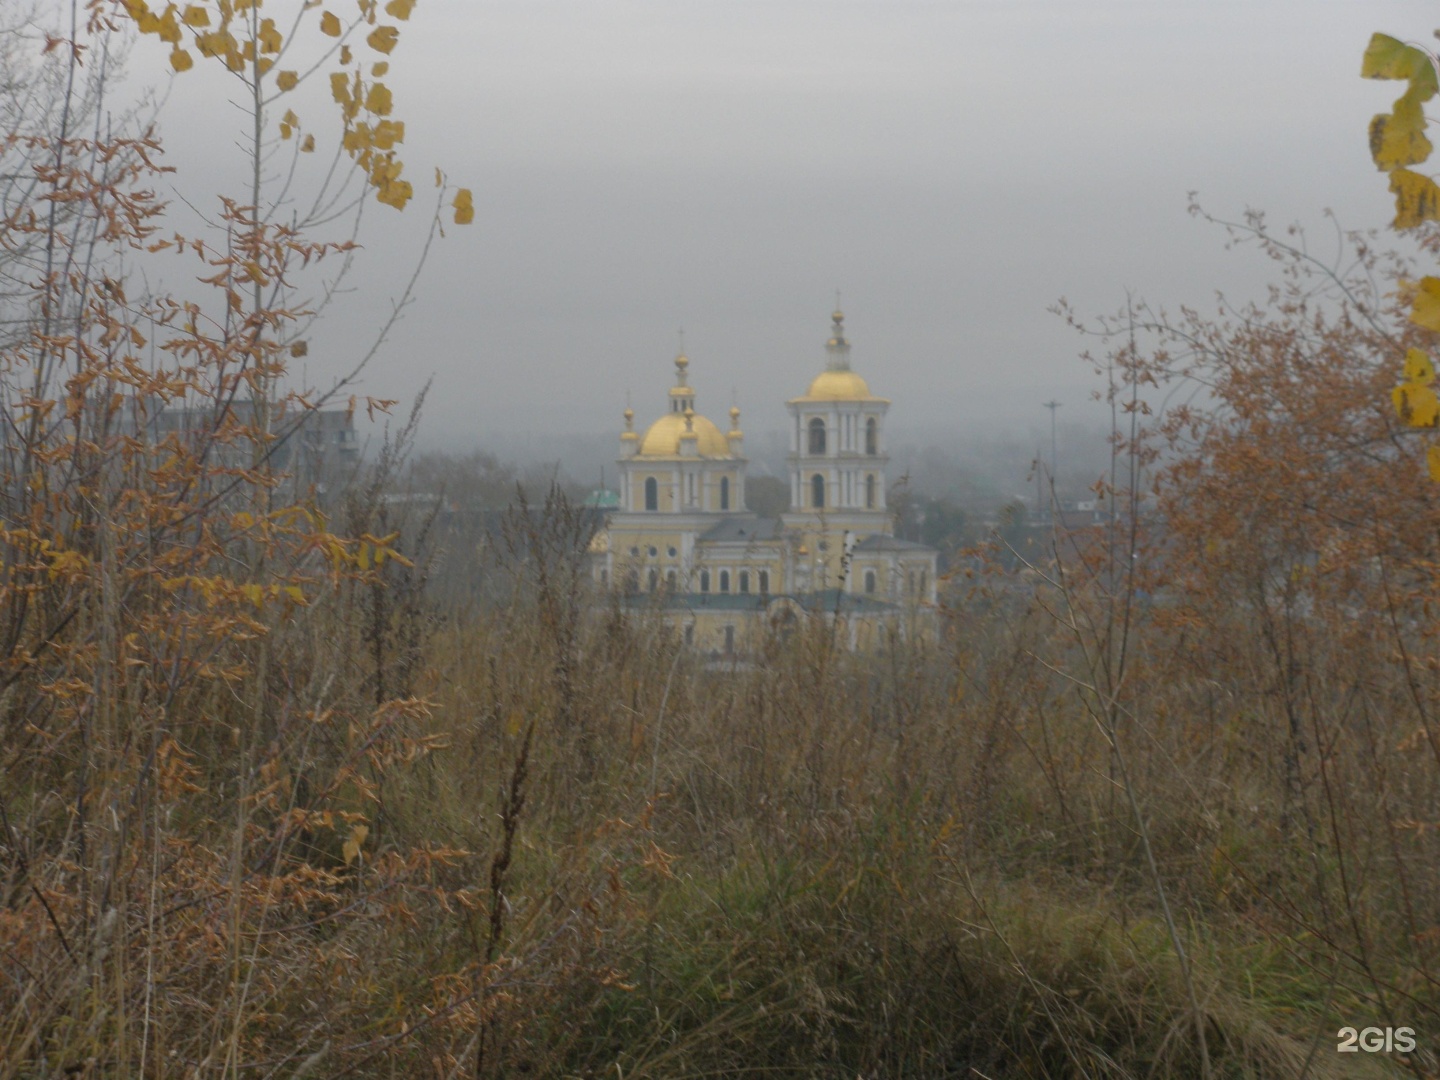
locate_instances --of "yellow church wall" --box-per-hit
[701,469,739,512]
[632,470,681,512]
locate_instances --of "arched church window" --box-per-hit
[700,569,710,593]
[720,476,730,510]
[719,570,731,593]
[864,570,876,594]
[811,473,825,509]
[648,569,658,592]
[866,474,876,509]
[808,417,826,455]
[644,477,658,511]
[758,570,769,594]
[739,570,749,594]
[666,570,677,591]
[865,417,877,455]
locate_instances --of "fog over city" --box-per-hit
[151,0,1437,490]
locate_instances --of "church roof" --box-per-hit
[632,350,736,458]
[852,534,933,553]
[699,516,783,542]
[787,309,888,404]
[638,411,731,457]
[793,369,884,402]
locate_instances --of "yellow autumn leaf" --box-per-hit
[370,153,402,184]
[365,82,392,116]
[376,178,412,209]
[378,120,404,147]
[1428,444,1440,481]
[320,9,342,35]
[258,18,282,53]
[372,61,388,76]
[1370,93,1433,170]
[195,31,225,57]
[341,45,353,65]
[279,121,292,140]
[342,824,369,865]
[181,4,210,27]
[1388,167,1440,229]
[384,0,414,19]
[1393,381,1440,427]
[1362,33,1439,98]
[434,166,442,188]
[276,69,298,91]
[366,25,398,53]
[170,48,194,72]
[330,70,351,104]
[1405,347,1436,386]
[1411,275,1440,332]
[156,9,182,43]
[453,187,474,225]
[301,133,315,152]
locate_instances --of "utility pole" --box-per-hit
[1042,399,1061,493]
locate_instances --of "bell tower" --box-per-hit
[785,307,890,517]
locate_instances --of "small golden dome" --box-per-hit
[638,411,730,456]
[796,369,881,401]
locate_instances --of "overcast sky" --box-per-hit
[149,1,1440,457]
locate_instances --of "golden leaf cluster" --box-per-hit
[118,0,472,222]
[1364,34,1440,476]
[1363,33,1440,225]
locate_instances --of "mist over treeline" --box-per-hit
[406,420,1116,515]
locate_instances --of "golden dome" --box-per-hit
[638,411,731,456]
[794,369,885,402]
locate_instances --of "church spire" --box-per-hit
[825,303,851,372]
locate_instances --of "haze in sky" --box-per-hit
[151,1,1440,457]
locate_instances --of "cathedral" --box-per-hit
[589,309,938,653]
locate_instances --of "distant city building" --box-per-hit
[589,309,937,653]
[149,399,359,501]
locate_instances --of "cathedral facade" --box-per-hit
[589,310,938,653]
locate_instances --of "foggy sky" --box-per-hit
[149,1,1439,459]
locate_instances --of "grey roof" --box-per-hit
[621,589,900,615]
[698,515,784,543]
[623,593,770,613]
[852,534,934,553]
[795,589,901,614]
